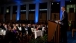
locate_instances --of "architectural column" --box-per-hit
[35,2,39,23]
[60,0,65,20]
[47,2,51,20]
[26,4,29,20]
[3,6,6,22]
[10,6,13,20]
[16,5,20,21]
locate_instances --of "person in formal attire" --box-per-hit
[58,6,68,43]
[1,23,7,30]
[37,25,42,30]
[22,24,26,35]
[4,25,15,43]
[27,24,32,36]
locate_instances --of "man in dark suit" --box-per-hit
[58,6,68,43]
[27,24,32,36]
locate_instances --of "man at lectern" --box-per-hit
[58,6,68,43]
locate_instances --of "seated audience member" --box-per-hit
[31,24,36,28]
[1,23,7,30]
[27,24,32,35]
[0,21,48,43]
[38,25,42,30]
[16,23,22,32]
[22,24,26,35]
[4,25,16,43]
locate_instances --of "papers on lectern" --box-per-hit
[55,21,59,24]
[55,20,63,25]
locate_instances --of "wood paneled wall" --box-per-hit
[20,14,26,20]
[12,14,16,22]
[39,13,47,23]
[51,13,75,21]
[68,13,75,21]
[6,14,10,22]
[28,13,34,20]
[51,13,59,21]
[0,13,75,22]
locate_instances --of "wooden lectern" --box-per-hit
[48,21,60,43]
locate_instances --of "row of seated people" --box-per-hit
[0,22,48,43]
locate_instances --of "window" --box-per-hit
[13,6,17,14]
[28,4,35,20]
[0,7,4,14]
[65,1,76,13]
[29,4,35,13]
[20,5,26,20]
[6,6,10,14]
[51,2,60,13]
[39,3,47,9]
[39,3,47,22]
[20,5,26,14]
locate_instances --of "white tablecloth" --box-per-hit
[33,30,43,39]
[0,29,6,35]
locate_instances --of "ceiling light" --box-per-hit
[52,3,53,5]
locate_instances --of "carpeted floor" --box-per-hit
[67,31,76,43]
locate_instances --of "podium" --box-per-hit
[48,21,60,43]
